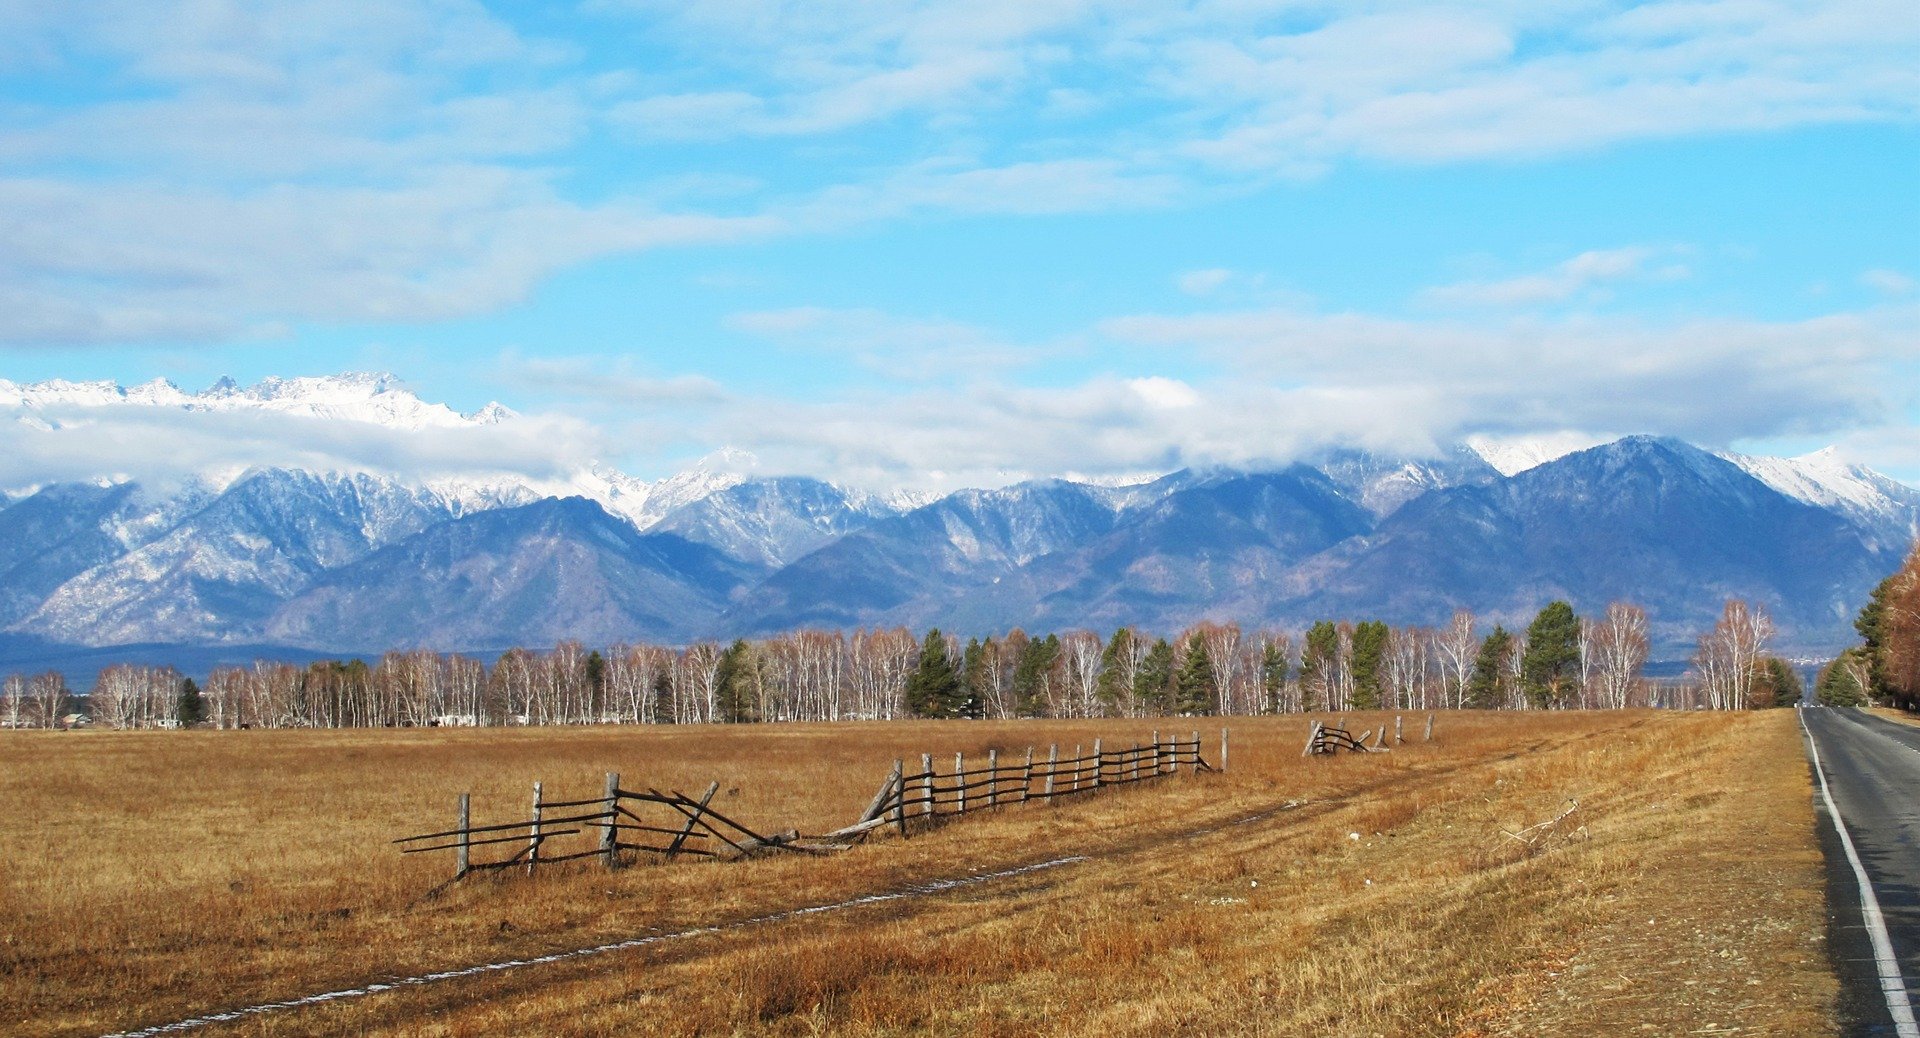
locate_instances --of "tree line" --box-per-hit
[0,596,1808,730]
[1823,541,1920,709]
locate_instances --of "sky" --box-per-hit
[0,0,1917,492]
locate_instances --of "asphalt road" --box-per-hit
[1802,707,1920,1036]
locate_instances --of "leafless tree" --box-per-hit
[1436,609,1477,710]
[1592,602,1650,709]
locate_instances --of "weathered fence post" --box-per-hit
[1132,742,1141,782]
[956,751,966,814]
[1021,747,1034,802]
[1045,744,1058,800]
[1092,738,1103,789]
[600,772,620,869]
[921,752,935,816]
[1425,714,1435,741]
[1303,720,1322,756]
[891,759,907,836]
[1073,744,1082,791]
[1220,728,1230,772]
[528,780,543,876]
[456,793,470,880]
[1151,729,1160,775]
[987,749,999,808]
[1395,715,1403,745]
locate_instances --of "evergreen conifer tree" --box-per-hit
[176,677,205,728]
[1752,656,1804,708]
[1349,620,1388,710]
[960,637,989,719]
[904,629,963,718]
[1299,621,1339,712]
[1174,635,1218,715]
[1818,651,1869,707]
[1096,628,1133,713]
[1521,601,1582,708]
[1466,626,1513,709]
[1260,640,1289,713]
[1136,638,1175,714]
[715,639,757,723]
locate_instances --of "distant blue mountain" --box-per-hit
[266,496,764,650]
[0,435,1913,670]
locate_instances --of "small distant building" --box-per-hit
[429,714,479,727]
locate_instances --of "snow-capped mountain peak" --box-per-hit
[1723,446,1915,516]
[0,372,511,433]
[1465,432,1605,477]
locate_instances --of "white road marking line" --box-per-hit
[1802,707,1920,1037]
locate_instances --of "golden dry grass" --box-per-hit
[0,711,1834,1037]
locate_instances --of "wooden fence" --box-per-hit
[1302,714,1434,755]
[396,728,1226,881]
[394,775,807,880]
[819,729,1221,845]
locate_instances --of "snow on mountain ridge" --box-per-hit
[1719,447,1920,552]
[1464,432,1606,476]
[0,373,510,432]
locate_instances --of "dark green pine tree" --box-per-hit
[1818,651,1869,707]
[175,677,205,728]
[1174,635,1218,715]
[585,650,606,716]
[1754,656,1804,708]
[1521,601,1582,708]
[1855,576,1895,701]
[1299,620,1339,712]
[1466,626,1514,709]
[1136,637,1175,715]
[715,639,757,723]
[1012,634,1061,717]
[1349,620,1389,710]
[904,629,963,719]
[1095,628,1134,713]
[960,637,990,719]
[1260,640,1289,714]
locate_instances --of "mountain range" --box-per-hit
[2,373,1915,671]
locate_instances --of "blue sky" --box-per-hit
[0,1,1916,489]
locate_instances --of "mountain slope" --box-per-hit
[1289,436,1890,649]
[267,497,763,650]
[732,479,1126,632]
[1028,467,1377,632]
[651,476,900,567]
[17,470,461,645]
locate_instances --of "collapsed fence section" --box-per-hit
[1302,714,1434,755]
[394,774,808,881]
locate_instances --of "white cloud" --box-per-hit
[1863,269,1916,296]
[1127,376,1199,409]
[0,171,777,345]
[1177,269,1234,296]
[0,404,603,494]
[1421,247,1690,308]
[1099,303,1920,449]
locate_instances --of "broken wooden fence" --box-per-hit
[394,774,807,880]
[1303,714,1435,756]
[395,728,1227,881]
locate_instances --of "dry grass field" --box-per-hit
[1,711,1834,1037]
